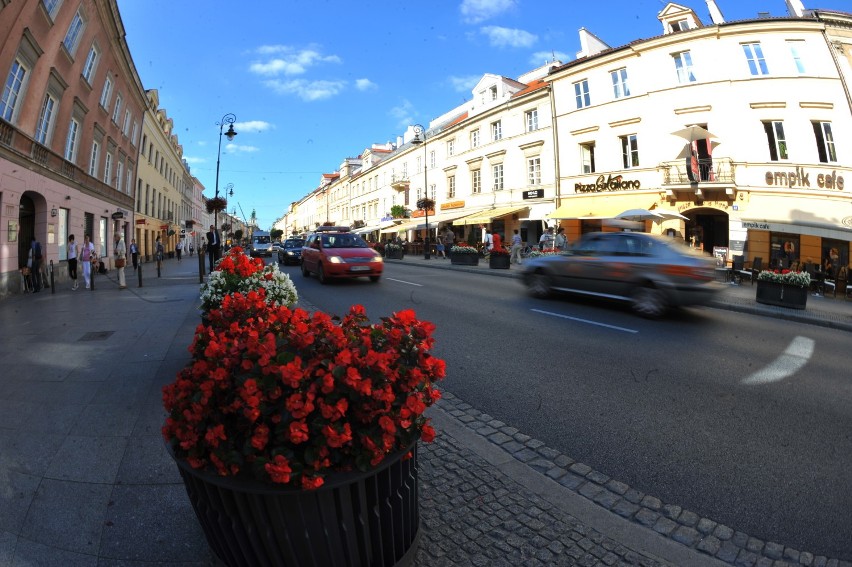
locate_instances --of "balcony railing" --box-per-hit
[660,157,735,185]
[0,118,133,208]
[390,174,410,191]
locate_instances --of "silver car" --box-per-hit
[521,232,724,317]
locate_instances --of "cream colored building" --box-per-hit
[281,1,851,272]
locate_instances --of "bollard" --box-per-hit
[198,247,205,283]
[49,260,55,294]
[138,261,143,287]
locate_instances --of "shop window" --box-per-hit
[769,233,800,269]
[821,239,847,276]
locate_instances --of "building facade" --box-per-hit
[0,0,145,296]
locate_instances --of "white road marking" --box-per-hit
[741,336,815,386]
[386,278,423,286]
[531,309,639,334]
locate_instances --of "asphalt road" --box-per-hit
[283,260,852,560]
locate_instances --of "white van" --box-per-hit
[250,230,272,257]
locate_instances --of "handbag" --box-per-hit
[115,258,126,268]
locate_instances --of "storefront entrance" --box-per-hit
[684,208,729,255]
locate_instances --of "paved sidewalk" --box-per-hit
[0,256,849,566]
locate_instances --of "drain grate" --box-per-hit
[79,331,115,341]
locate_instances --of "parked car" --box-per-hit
[521,231,724,318]
[277,238,305,265]
[301,226,383,283]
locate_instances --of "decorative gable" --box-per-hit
[657,3,704,34]
[469,74,527,118]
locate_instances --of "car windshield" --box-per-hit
[253,236,270,244]
[321,234,367,248]
[285,240,304,249]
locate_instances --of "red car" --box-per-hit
[300,226,383,284]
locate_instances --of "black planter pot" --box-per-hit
[489,254,510,269]
[755,280,808,309]
[450,253,479,266]
[169,443,420,567]
[385,248,404,260]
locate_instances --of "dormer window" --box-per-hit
[490,86,498,100]
[670,19,690,32]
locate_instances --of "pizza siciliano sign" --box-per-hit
[575,175,641,193]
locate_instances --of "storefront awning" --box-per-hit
[518,203,556,221]
[738,195,852,241]
[413,211,473,230]
[549,194,657,219]
[456,205,530,226]
[353,224,382,234]
[380,220,419,234]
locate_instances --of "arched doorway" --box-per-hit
[18,194,36,269]
[683,207,729,255]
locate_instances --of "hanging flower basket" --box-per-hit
[205,197,227,214]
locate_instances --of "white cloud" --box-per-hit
[224,143,259,154]
[234,120,274,133]
[184,156,205,165]
[459,0,516,24]
[529,50,571,67]
[263,79,346,101]
[448,75,481,93]
[481,26,537,48]
[249,45,342,77]
[355,78,377,91]
[389,99,415,129]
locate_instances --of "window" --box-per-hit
[116,160,123,193]
[470,129,480,148]
[131,121,139,146]
[111,93,122,123]
[89,140,100,176]
[610,68,630,99]
[472,169,481,193]
[491,120,502,142]
[42,0,62,19]
[492,164,504,190]
[580,142,596,173]
[763,121,788,161]
[416,155,422,174]
[104,152,113,185]
[447,139,454,156]
[527,157,541,185]
[742,42,769,76]
[673,51,696,83]
[490,85,498,100]
[99,77,112,108]
[812,121,836,163]
[525,109,538,132]
[1,59,27,122]
[620,134,639,168]
[82,44,99,83]
[447,175,456,199]
[35,93,57,145]
[63,10,85,55]
[574,79,590,109]
[670,19,690,32]
[787,40,806,74]
[429,150,435,169]
[122,110,131,135]
[65,118,80,162]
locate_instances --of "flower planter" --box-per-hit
[170,443,420,567]
[489,254,510,269]
[385,248,404,260]
[755,280,808,309]
[450,253,479,266]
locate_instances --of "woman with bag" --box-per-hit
[115,234,127,289]
[80,234,95,289]
[67,234,79,290]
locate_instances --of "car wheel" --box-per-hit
[369,275,380,282]
[317,263,327,284]
[632,285,667,318]
[527,271,551,298]
[301,262,310,278]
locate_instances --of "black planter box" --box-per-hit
[450,253,479,266]
[385,248,404,259]
[489,254,510,269]
[755,280,808,309]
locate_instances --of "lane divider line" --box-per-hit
[741,336,815,386]
[531,308,639,334]
[385,278,423,286]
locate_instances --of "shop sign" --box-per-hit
[676,200,731,213]
[135,219,146,225]
[111,212,124,220]
[575,174,641,193]
[440,200,465,210]
[742,221,770,230]
[764,167,844,190]
[523,189,544,199]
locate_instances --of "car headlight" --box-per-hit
[371,256,384,263]
[327,256,345,264]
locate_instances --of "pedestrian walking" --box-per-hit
[80,234,95,289]
[130,238,139,270]
[492,231,503,252]
[510,229,522,264]
[539,227,554,251]
[67,234,79,290]
[442,228,455,258]
[115,234,127,289]
[484,228,493,253]
[176,239,183,262]
[189,241,194,256]
[555,227,567,251]
[206,225,221,272]
[29,237,43,292]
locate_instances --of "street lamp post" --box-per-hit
[214,113,237,231]
[411,124,431,260]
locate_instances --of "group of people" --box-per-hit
[63,233,109,290]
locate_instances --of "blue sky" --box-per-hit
[118,0,848,230]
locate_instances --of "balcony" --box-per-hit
[390,174,410,191]
[660,157,736,185]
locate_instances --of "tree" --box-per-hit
[234,229,243,243]
[271,228,284,241]
[390,205,408,219]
